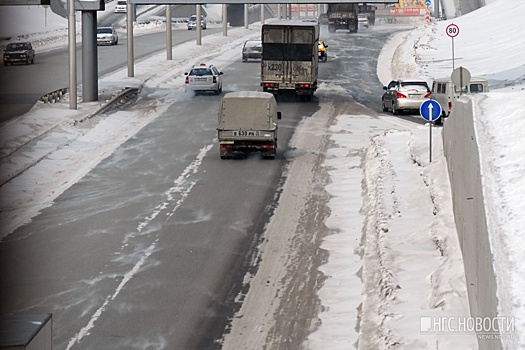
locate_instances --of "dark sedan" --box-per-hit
[3,42,35,65]
[242,40,262,62]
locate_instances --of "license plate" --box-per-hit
[233,130,261,137]
[409,94,422,98]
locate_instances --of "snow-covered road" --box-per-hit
[1,0,525,348]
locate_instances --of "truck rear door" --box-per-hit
[262,26,316,85]
[262,26,286,84]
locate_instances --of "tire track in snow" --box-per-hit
[65,144,213,350]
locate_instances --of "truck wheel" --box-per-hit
[300,94,313,102]
[262,150,276,159]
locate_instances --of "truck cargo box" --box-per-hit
[261,20,319,100]
[217,91,281,159]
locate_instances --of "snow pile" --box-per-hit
[0,3,208,52]
[401,0,525,89]
[0,6,69,51]
[310,113,476,348]
[376,0,525,348]
[407,2,525,347]
[476,90,525,348]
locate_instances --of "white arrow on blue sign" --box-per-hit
[426,0,431,5]
[420,99,442,122]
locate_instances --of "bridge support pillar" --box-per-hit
[81,10,98,102]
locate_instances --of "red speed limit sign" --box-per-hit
[446,23,460,37]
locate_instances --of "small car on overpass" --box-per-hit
[96,27,118,46]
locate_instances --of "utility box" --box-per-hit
[0,314,52,350]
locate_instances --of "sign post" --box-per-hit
[420,99,442,162]
[451,66,471,95]
[446,23,459,70]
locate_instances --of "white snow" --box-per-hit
[373,2,525,349]
[1,0,524,348]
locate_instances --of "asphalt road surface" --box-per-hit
[0,24,418,349]
[0,15,222,123]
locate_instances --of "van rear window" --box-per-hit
[399,83,429,93]
[470,83,484,93]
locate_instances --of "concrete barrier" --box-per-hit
[442,97,502,350]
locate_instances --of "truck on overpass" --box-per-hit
[327,3,359,33]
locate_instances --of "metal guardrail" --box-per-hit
[74,86,140,124]
[96,86,139,114]
[39,88,68,103]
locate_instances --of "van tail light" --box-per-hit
[424,92,431,98]
[213,76,217,83]
[185,76,189,84]
[396,92,407,98]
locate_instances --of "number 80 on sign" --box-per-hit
[446,23,460,38]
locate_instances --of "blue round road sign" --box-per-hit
[420,99,442,122]
[426,0,431,6]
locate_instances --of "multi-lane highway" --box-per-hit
[0,10,222,123]
[0,23,415,349]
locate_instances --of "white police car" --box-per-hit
[184,63,223,94]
